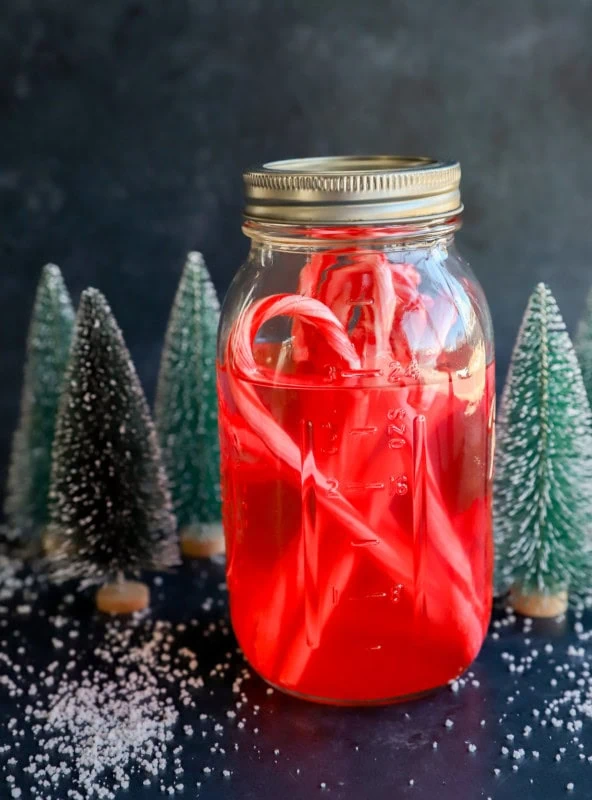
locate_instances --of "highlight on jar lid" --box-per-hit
[243,155,462,224]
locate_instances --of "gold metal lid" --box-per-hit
[243,155,462,224]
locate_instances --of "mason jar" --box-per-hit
[217,156,494,705]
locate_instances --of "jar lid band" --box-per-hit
[243,156,462,224]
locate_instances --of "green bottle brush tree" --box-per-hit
[48,289,179,613]
[4,264,75,553]
[155,252,223,558]
[495,283,592,617]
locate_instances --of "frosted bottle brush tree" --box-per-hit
[48,289,179,613]
[155,252,223,558]
[495,283,592,617]
[4,264,74,551]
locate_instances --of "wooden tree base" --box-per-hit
[96,580,150,614]
[41,526,60,556]
[180,524,225,558]
[510,587,568,618]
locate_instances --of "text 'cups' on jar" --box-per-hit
[217,156,494,705]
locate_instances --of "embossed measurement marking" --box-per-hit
[325,366,385,381]
[349,426,378,436]
[339,368,384,379]
[327,479,385,496]
[350,538,380,547]
[388,360,420,382]
[326,479,340,498]
[348,584,404,602]
[387,407,407,448]
[344,481,385,492]
[389,474,409,496]
[388,360,405,383]
[324,365,338,383]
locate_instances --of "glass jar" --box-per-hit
[217,156,494,705]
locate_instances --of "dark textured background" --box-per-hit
[1,0,592,486]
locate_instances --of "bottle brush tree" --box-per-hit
[155,252,223,558]
[495,283,592,617]
[48,289,179,613]
[575,284,592,405]
[4,264,74,552]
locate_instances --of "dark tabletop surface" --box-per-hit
[0,554,590,800]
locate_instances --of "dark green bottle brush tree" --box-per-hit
[48,289,179,614]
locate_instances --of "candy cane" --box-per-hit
[235,292,362,379]
[293,252,406,370]
[225,295,485,647]
[229,294,481,597]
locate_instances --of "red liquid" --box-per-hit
[218,351,494,704]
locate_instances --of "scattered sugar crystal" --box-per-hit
[21,560,592,796]
[0,609,216,798]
